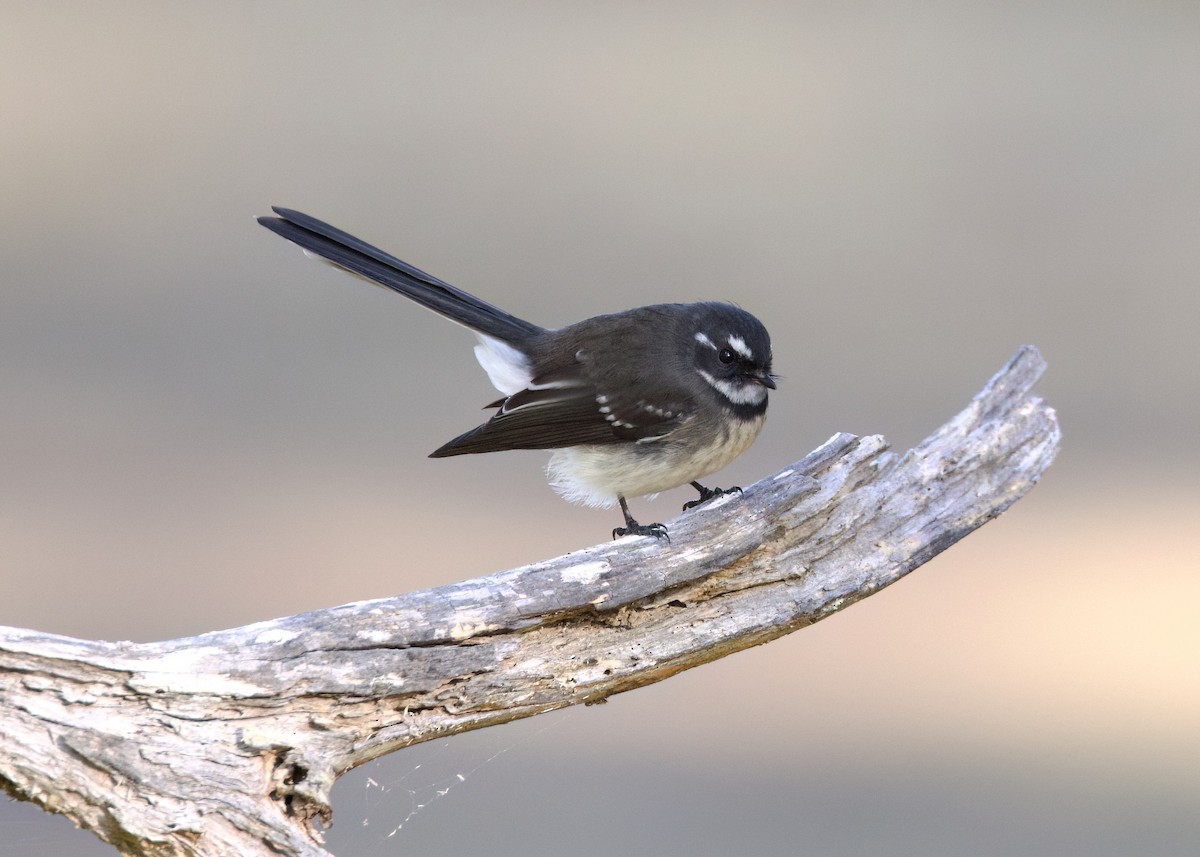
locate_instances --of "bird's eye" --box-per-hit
[718,348,735,364]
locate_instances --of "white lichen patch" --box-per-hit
[123,648,271,696]
[130,670,268,697]
[369,674,406,693]
[447,618,500,641]
[560,561,609,585]
[253,628,300,645]
[356,628,395,644]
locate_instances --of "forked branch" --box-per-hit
[0,346,1059,857]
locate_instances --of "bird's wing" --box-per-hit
[429,366,691,457]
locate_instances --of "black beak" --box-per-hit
[750,371,777,390]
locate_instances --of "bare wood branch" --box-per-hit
[0,346,1059,856]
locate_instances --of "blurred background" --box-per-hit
[1,2,1196,855]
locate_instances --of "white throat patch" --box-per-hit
[697,369,768,405]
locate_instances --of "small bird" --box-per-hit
[258,208,776,540]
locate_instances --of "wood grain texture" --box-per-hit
[0,346,1059,856]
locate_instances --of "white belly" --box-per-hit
[545,415,765,508]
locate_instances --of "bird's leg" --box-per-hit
[682,480,742,511]
[612,495,669,542]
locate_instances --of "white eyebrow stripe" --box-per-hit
[694,331,717,349]
[727,335,753,359]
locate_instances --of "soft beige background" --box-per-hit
[1,3,1196,855]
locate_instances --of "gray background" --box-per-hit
[2,3,1197,855]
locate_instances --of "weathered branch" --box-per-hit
[0,346,1059,856]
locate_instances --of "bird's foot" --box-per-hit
[682,481,742,511]
[614,495,670,543]
[612,521,670,542]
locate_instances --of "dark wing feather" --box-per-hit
[430,381,690,457]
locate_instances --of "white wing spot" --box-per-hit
[635,433,671,444]
[638,401,674,419]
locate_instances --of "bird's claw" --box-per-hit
[612,521,670,543]
[683,484,742,511]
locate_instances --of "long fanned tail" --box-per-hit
[258,207,544,344]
